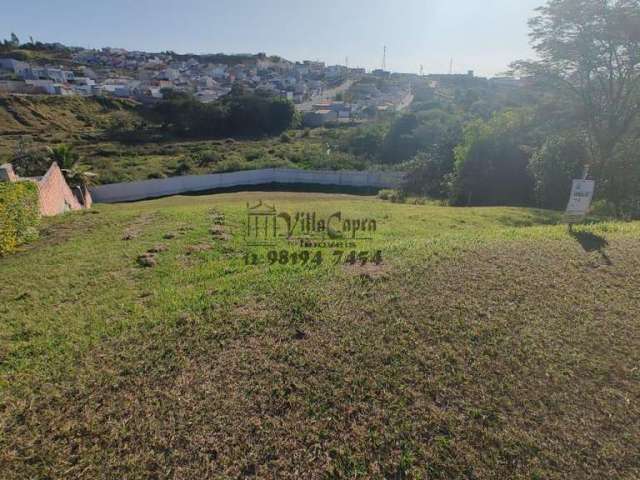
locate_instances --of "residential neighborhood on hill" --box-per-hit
[0,41,525,127]
[0,45,361,105]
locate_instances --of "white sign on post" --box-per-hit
[565,179,595,223]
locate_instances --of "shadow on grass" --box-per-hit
[570,229,612,265]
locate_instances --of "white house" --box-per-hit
[0,58,30,76]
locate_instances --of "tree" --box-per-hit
[49,144,79,171]
[11,140,51,177]
[599,134,640,216]
[512,0,640,174]
[151,90,296,138]
[341,124,387,159]
[451,109,535,206]
[529,134,588,209]
[413,109,462,153]
[10,33,20,47]
[381,114,419,163]
[49,144,96,187]
[267,97,298,134]
[398,109,462,197]
[403,150,455,199]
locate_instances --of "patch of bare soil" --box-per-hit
[184,244,213,255]
[121,213,158,241]
[30,211,103,249]
[344,262,390,280]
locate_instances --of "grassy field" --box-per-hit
[1,192,639,479]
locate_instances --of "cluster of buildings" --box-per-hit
[303,101,353,127]
[0,48,365,105]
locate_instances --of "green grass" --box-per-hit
[1,192,639,479]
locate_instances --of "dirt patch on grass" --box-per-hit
[122,213,159,241]
[184,244,213,255]
[27,211,104,250]
[344,262,391,281]
[2,236,639,478]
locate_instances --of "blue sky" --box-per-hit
[5,0,544,77]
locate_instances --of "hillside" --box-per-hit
[0,94,139,135]
[0,94,373,184]
[0,94,144,166]
[1,193,639,479]
[0,46,75,67]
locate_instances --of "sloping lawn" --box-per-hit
[1,192,638,479]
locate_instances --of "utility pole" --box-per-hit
[419,64,424,77]
[382,46,387,71]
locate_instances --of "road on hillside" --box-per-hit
[296,79,355,111]
[396,92,414,111]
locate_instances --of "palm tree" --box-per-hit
[49,144,79,171]
[48,144,97,187]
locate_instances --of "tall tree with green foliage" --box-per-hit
[151,90,296,138]
[451,109,535,206]
[529,134,588,209]
[512,0,640,182]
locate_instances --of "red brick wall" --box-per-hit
[37,163,84,216]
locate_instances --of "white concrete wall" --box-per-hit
[89,168,404,203]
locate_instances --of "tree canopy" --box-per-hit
[513,0,640,164]
[150,90,298,138]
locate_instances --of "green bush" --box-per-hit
[377,189,407,203]
[377,189,394,200]
[193,150,221,166]
[280,133,292,143]
[0,181,40,256]
[213,154,247,173]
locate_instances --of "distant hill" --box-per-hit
[0,42,292,70]
[168,52,290,67]
[0,44,76,67]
